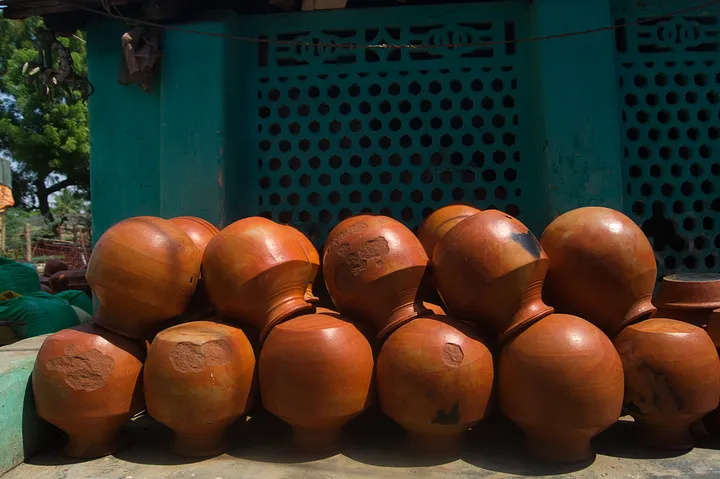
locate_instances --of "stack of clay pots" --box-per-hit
[540,207,720,452]
[32,215,257,458]
[31,203,720,462]
[202,217,374,453]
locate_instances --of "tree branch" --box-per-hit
[45,178,75,195]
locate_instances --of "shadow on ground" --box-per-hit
[27,409,705,475]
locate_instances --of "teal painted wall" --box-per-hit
[86,3,628,242]
[87,0,719,280]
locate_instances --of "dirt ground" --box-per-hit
[5,412,720,479]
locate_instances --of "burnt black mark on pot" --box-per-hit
[431,400,460,425]
[510,230,542,259]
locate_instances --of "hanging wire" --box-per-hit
[56,0,720,49]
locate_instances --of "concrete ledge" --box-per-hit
[0,335,57,476]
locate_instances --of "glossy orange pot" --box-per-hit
[706,309,720,349]
[87,216,202,339]
[417,204,481,261]
[32,323,145,458]
[169,216,219,257]
[499,314,624,462]
[614,318,720,449]
[285,226,321,303]
[433,210,553,343]
[144,321,256,456]
[377,317,493,453]
[540,207,657,337]
[653,274,720,327]
[259,313,374,452]
[202,217,315,341]
[323,215,432,340]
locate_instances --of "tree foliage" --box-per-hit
[0,14,90,219]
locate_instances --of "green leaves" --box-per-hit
[0,14,89,216]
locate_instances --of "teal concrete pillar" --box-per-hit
[530,0,624,230]
[87,20,161,240]
[87,12,242,239]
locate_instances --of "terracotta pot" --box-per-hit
[540,207,657,337]
[323,215,432,340]
[433,210,553,343]
[653,274,720,327]
[169,216,219,257]
[259,313,374,452]
[285,226,321,304]
[41,284,54,294]
[144,321,256,456]
[499,314,624,462]
[87,217,202,339]
[202,217,315,341]
[49,270,70,292]
[417,205,481,260]
[614,318,720,449]
[377,316,494,453]
[32,323,145,458]
[44,259,69,276]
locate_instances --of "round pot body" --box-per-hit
[417,205,481,261]
[32,323,145,458]
[540,207,657,337]
[377,316,494,453]
[434,210,553,343]
[285,226,321,303]
[169,216,219,257]
[499,313,624,462]
[202,217,314,341]
[87,216,201,339]
[144,321,256,456]
[323,215,432,340]
[614,318,720,450]
[259,313,374,452]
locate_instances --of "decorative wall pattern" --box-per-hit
[240,3,533,245]
[615,7,720,275]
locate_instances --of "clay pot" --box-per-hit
[653,273,720,327]
[614,318,720,449]
[540,207,657,337]
[377,317,494,453]
[285,226,321,304]
[259,313,374,452]
[49,270,70,292]
[144,321,256,456]
[323,215,432,340]
[499,314,624,462]
[202,217,315,341]
[433,210,553,343]
[32,323,145,458]
[169,216,219,257]
[87,217,202,339]
[417,205,481,260]
[44,259,69,276]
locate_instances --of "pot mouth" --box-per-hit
[613,297,657,335]
[260,297,316,342]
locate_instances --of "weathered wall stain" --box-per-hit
[46,345,115,392]
[169,340,232,373]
